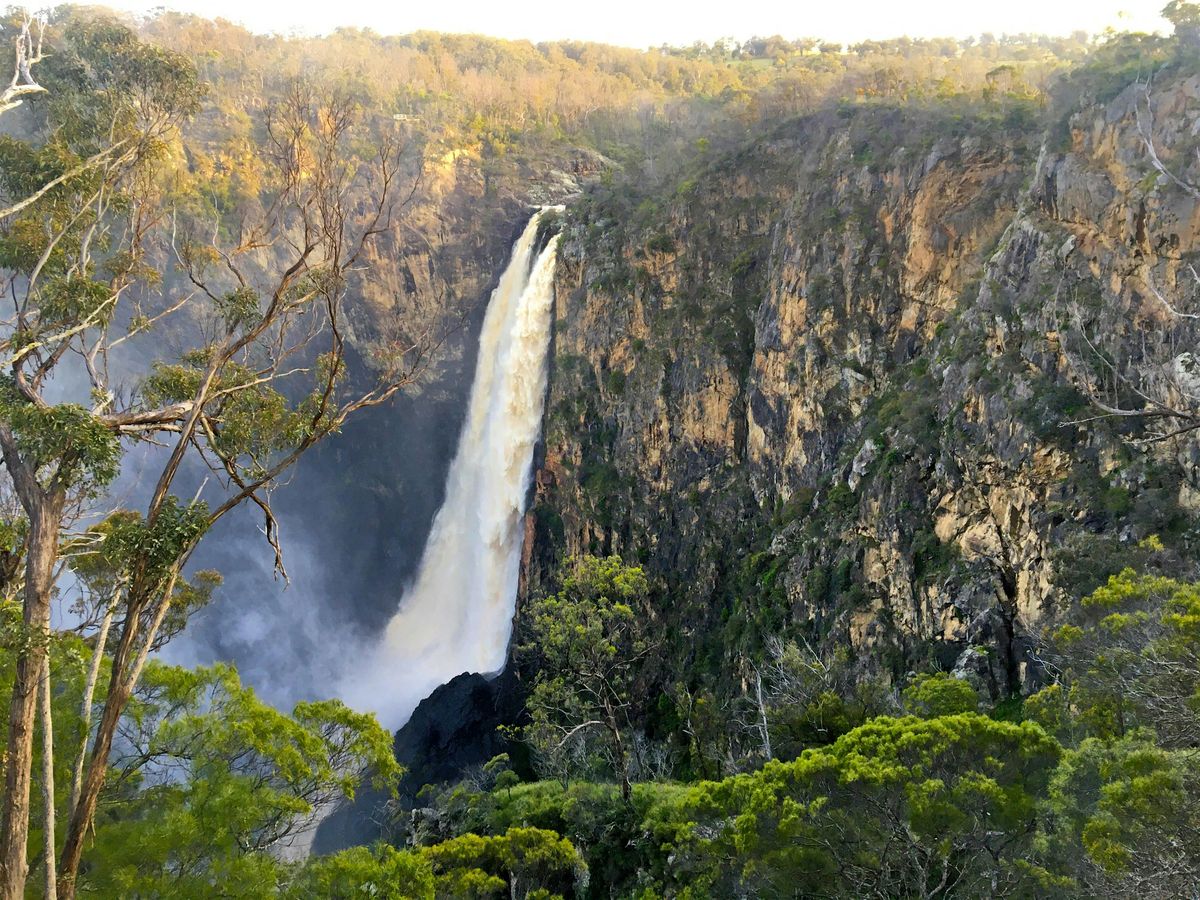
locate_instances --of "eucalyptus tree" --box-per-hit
[522,556,653,802]
[650,714,1063,898]
[84,660,402,897]
[0,13,427,898]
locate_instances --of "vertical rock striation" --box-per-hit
[526,74,1200,703]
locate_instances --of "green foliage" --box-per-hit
[604,369,626,395]
[1044,730,1200,893]
[0,13,204,360]
[1164,2,1200,52]
[1047,32,1173,149]
[287,845,435,899]
[45,15,204,129]
[910,526,960,580]
[0,378,120,492]
[644,232,676,254]
[0,629,400,898]
[1031,571,1200,746]
[103,496,211,583]
[84,661,401,897]
[142,357,324,477]
[1164,0,1200,27]
[902,672,981,717]
[216,285,261,329]
[651,713,1062,897]
[412,778,685,898]
[289,573,1200,897]
[421,827,582,900]
[757,641,897,758]
[528,556,649,667]
[522,556,651,792]
[1051,530,1164,599]
[1015,573,1200,890]
[38,276,117,328]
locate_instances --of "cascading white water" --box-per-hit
[344,209,562,729]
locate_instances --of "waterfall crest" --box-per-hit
[345,209,561,729]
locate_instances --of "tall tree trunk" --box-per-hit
[39,655,56,900]
[602,701,631,804]
[613,726,631,804]
[56,603,139,900]
[67,587,118,816]
[59,572,175,900]
[0,497,63,900]
[753,667,773,761]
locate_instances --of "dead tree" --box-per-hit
[1067,78,1200,450]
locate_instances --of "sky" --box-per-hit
[110,0,1170,48]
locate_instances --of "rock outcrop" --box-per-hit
[313,669,524,852]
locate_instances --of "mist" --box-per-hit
[159,321,484,711]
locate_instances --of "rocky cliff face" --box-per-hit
[342,142,608,362]
[525,70,1200,706]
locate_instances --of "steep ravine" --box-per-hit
[523,72,1200,715]
[176,140,604,703]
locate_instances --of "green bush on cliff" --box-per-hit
[645,713,1063,897]
[902,672,981,717]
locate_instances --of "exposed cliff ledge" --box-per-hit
[525,72,1200,706]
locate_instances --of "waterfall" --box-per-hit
[344,209,561,729]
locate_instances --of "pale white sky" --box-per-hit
[115,0,1169,48]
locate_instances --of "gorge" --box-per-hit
[326,52,1200,868]
[1,7,1199,897]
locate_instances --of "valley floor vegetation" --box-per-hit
[302,554,1200,900]
[34,553,1197,898]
